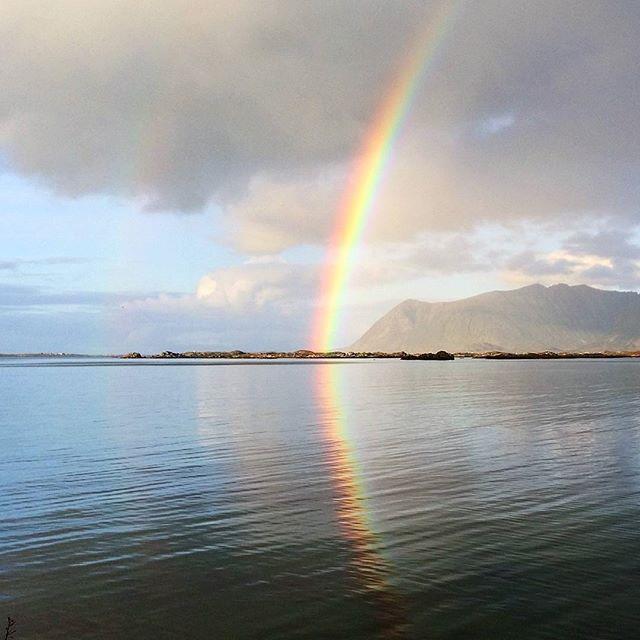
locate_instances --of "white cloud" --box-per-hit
[195,260,316,311]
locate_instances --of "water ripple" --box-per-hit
[2,358,640,638]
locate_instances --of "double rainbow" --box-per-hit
[311,2,460,351]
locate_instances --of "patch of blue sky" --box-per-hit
[476,113,515,137]
[0,172,237,295]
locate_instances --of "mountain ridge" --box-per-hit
[351,283,640,353]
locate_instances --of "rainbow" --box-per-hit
[315,363,407,632]
[311,2,460,351]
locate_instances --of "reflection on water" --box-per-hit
[315,362,407,637]
[3,357,640,639]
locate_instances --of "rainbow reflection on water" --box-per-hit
[315,362,407,637]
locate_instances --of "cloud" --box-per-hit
[0,265,317,352]
[505,251,576,277]
[0,0,428,209]
[0,257,89,271]
[564,229,640,261]
[2,1,640,354]
[224,171,338,253]
[193,260,318,313]
[4,222,639,353]
[0,0,639,246]
[1,260,317,317]
[224,112,640,251]
[348,232,494,287]
[505,226,640,289]
[109,259,324,351]
[0,282,158,308]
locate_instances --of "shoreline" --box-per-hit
[3,350,640,361]
[122,349,456,361]
[120,349,640,361]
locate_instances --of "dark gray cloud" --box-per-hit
[564,229,640,260]
[506,226,640,288]
[1,0,639,248]
[565,228,640,288]
[506,251,576,277]
[0,0,426,209]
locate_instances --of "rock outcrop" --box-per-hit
[401,350,454,360]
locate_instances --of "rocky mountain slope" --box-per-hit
[351,284,640,353]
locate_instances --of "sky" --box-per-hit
[1,0,640,353]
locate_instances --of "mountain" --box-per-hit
[351,284,640,353]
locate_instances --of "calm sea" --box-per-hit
[2,357,640,639]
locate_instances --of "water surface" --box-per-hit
[2,357,640,638]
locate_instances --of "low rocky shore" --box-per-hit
[120,349,640,361]
[400,351,455,360]
[464,351,640,359]
[122,349,455,360]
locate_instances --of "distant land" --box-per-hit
[0,353,100,358]
[4,283,640,360]
[122,350,456,360]
[121,350,638,360]
[3,349,640,362]
[352,283,640,353]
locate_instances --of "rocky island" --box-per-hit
[120,349,640,361]
[465,351,640,359]
[122,349,456,360]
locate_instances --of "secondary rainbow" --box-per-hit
[311,2,460,351]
